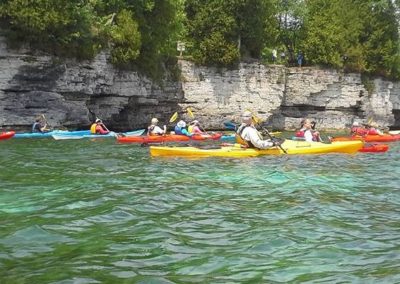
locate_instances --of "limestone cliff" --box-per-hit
[0,35,399,131]
[179,60,400,130]
[0,36,182,131]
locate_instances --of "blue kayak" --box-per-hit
[52,129,146,140]
[220,134,236,142]
[223,121,237,130]
[14,130,91,138]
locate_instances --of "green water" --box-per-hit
[0,138,400,283]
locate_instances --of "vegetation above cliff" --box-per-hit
[0,0,399,79]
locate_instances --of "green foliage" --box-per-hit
[0,0,399,80]
[361,74,376,95]
[301,0,363,68]
[0,0,99,58]
[275,0,307,63]
[299,0,400,79]
[195,31,240,66]
[359,0,400,78]
[129,0,183,79]
[185,0,272,67]
[109,9,141,66]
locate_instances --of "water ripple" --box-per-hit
[0,139,399,282]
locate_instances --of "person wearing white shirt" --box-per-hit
[148,118,166,135]
[236,111,281,149]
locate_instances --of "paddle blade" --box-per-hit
[169,112,178,123]
[187,107,194,118]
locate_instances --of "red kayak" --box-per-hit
[117,133,222,144]
[332,134,400,143]
[359,144,389,153]
[0,131,15,140]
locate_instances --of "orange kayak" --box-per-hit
[331,134,400,143]
[359,144,389,153]
[0,131,15,140]
[117,133,222,144]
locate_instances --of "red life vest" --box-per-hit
[367,128,379,135]
[296,130,305,137]
[296,129,320,141]
[351,126,369,136]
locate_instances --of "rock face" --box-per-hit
[0,36,182,131]
[0,34,399,131]
[179,60,400,130]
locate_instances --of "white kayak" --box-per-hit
[14,130,91,138]
[52,129,145,140]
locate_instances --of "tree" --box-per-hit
[0,0,98,58]
[109,9,141,66]
[360,0,400,78]
[300,0,364,69]
[275,0,307,64]
[184,0,273,66]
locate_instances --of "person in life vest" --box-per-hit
[350,121,369,136]
[188,120,204,134]
[350,121,383,136]
[366,122,383,135]
[296,118,322,142]
[147,118,166,136]
[32,114,49,133]
[236,111,282,149]
[174,120,192,136]
[90,118,110,135]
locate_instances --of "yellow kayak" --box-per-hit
[149,140,363,158]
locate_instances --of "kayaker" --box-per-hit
[90,118,110,135]
[188,120,204,134]
[351,121,383,136]
[236,111,282,149]
[296,118,322,142]
[32,115,49,133]
[366,122,383,135]
[174,120,192,136]
[350,121,369,136]
[148,118,166,136]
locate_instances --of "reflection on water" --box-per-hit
[0,139,399,283]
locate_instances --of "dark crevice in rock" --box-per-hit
[393,109,400,127]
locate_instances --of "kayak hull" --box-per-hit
[15,130,91,138]
[0,131,15,140]
[359,144,389,153]
[52,129,145,140]
[150,140,363,158]
[117,133,222,143]
[332,134,400,142]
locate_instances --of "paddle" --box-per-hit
[40,114,51,132]
[169,112,178,123]
[187,107,194,119]
[95,117,110,132]
[310,120,324,142]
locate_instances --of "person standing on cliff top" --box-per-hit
[297,51,304,67]
[272,49,277,63]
